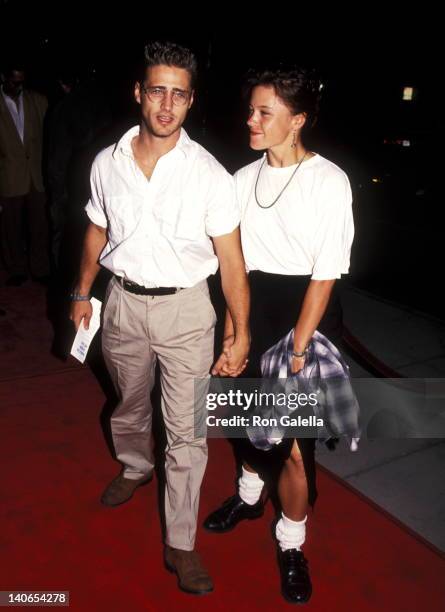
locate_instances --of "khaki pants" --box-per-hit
[102,276,216,551]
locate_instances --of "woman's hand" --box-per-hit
[291,354,306,374]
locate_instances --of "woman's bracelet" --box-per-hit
[292,347,307,359]
[70,292,91,302]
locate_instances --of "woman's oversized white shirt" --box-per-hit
[237,153,354,280]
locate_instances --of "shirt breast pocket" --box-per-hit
[104,197,136,242]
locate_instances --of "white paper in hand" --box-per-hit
[70,297,102,363]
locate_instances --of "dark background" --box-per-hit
[1,2,442,318]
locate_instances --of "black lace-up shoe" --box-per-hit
[203,494,264,533]
[278,548,312,604]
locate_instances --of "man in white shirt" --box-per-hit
[70,41,250,595]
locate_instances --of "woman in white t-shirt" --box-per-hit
[205,65,354,604]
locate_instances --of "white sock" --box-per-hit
[276,512,307,551]
[238,466,264,505]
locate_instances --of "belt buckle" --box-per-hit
[121,277,143,294]
[122,277,140,289]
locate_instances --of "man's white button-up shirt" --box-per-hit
[85,126,240,287]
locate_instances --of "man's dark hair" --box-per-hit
[243,65,322,128]
[140,41,197,88]
[1,59,26,79]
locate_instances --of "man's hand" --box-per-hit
[212,228,250,375]
[212,335,236,376]
[70,300,93,331]
[69,222,107,331]
[212,334,250,377]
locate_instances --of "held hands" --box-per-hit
[212,334,250,377]
[69,300,93,331]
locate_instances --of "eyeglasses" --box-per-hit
[140,85,190,106]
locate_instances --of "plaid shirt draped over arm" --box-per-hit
[246,330,361,451]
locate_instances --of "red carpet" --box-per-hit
[1,367,444,611]
[0,276,82,381]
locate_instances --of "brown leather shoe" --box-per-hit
[101,472,153,507]
[164,545,213,595]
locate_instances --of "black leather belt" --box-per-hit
[119,277,183,296]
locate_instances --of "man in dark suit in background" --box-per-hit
[0,61,50,285]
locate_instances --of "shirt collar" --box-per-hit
[1,85,23,103]
[113,125,191,160]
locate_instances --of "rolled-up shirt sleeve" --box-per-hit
[311,172,354,280]
[84,159,107,228]
[205,163,240,237]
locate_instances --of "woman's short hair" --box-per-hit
[244,64,322,128]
